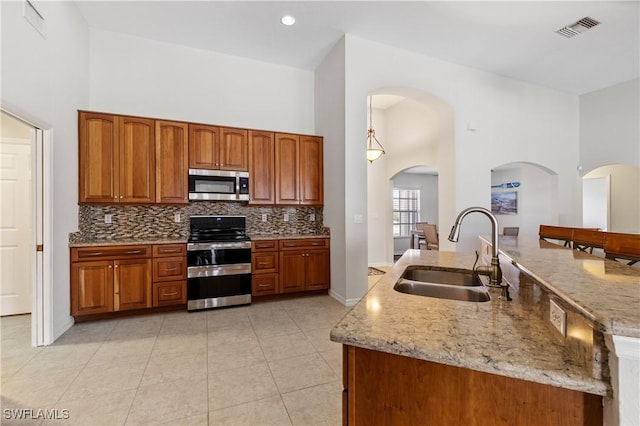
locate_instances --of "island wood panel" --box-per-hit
[248,130,275,204]
[344,345,602,426]
[155,120,189,204]
[299,135,323,206]
[119,116,155,203]
[188,124,220,169]
[219,128,248,171]
[78,112,118,203]
[275,133,299,204]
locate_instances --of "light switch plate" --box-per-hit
[174,213,181,223]
[261,214,268,222]
[104,214,112,224]
[549,299,567,337]
[310,213,315,222]
[283,213,289,222]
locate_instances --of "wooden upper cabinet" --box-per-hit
[156,120,189,204]
[220,128,248,171]
[188,124,219,169]
[299,135,323,206]
[79,112,155,204]
[79,112,118,203]
[275,133,324,206]
[119,117,155,203]
[248,131,275,205]
[275,133,299,204]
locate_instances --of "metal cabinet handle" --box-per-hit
[124,250,142,254]
[164,267,177,272]
[258,284,271,287]
[163,292,178,296]
[85,252,104,256]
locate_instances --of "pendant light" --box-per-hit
[367,96,385,163]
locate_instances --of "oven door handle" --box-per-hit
[188,263,252,278]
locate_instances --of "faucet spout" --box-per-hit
[448,206,510,300]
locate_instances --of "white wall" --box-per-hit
[580,79,640,173]
[585,165,640,233]
[1,1,89,339]
[339,34,580,302]
[392,172,439,255]
[491,164,555,237]
[90,29,315,134]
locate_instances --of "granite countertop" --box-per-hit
[495,236,640,337]
[69,238,188,247]
[330,246,615,396]
[248,233,330,241]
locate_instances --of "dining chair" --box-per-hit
[413,222,428,249]
[604,232,640,266]
[572,228,605,254]
[503,227,519,236]
[417,223,439,250]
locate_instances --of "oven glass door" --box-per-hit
[189,175,236,195]
[187,274,251,300]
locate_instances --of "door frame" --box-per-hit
[2,109,53,346]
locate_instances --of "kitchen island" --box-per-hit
[330,237,640,425]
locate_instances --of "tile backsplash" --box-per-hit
[70,202,327,242]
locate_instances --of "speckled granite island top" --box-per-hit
[330,247,616,396]
[494,236,640,338]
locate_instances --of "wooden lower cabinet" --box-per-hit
[71,243,186,318]
[251,238,330,296]
[343,345,603,426]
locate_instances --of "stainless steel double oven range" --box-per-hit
[187,215,251,311]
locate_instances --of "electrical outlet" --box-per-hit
[104,214,112,224]
[310,213,315,222]
[174,213,181,223]
[549,299,566,337]
[354,214,363,224]
[261,214,268,222]
[283,213,289,222]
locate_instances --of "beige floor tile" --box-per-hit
[152,332,208,357]
[89,337,155,366]
[258,331,316,361]
[302,328,341,353]
[1,354,36,381]
[269,353,338,393]
[126,378,208,425]
[251,316,300,338]
[288,312,338,332]
[158,413,208,425]
[207,326,256,346]
[1,368,80,408]
[209,395,292,426]
[207,339,266,373]
[59,361,146,402]
[319,346,343,378]
[42,389,136,425]
[208,362,279,411]
[281,381,342,426]
[1,335,43,360]
[207,307,250,330]
[160,311,207,335]
[108,316,164,340]
[141,351,207,387]
[16,343,100,376]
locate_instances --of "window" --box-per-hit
[393,188,420,237]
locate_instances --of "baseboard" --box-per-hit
[329,289,361,307]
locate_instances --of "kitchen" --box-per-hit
[1,1,639,425]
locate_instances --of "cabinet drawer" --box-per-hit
[252,274,278,296]
[153,281,186,306]
[252,252,278,274]
[71,245,151,261]
[153,256,186,282]
[279,238,329,251]
[152,244,186,258]
[252,240,278,252]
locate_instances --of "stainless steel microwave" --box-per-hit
[188,169,249,201]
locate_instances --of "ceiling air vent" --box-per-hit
[556,16,600,38]
[23,0,46,39]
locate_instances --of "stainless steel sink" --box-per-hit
[401,267,481,287]
[394,281,491,302]
[395,267,490,302]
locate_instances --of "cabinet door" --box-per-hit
[156,120,189,204]
[79,112,118,203]
[71,261,114,315]
[248,131,275,204]
[299,136,323,206]
[279,250,306,293]
[305,249,329,290]
[119,116,155,203]
[114,258,151,311]
[275,133,299,204]
[220,128,248,171]
[189,124,219,169]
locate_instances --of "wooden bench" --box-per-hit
[572,229,605,254]
[539,225,575,247]
[604,233,640,266]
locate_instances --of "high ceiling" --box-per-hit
[75,1,639,95]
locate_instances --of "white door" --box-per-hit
[0,138,33,315]
[583,176,609,231]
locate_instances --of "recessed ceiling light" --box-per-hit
[280,15,295,26]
